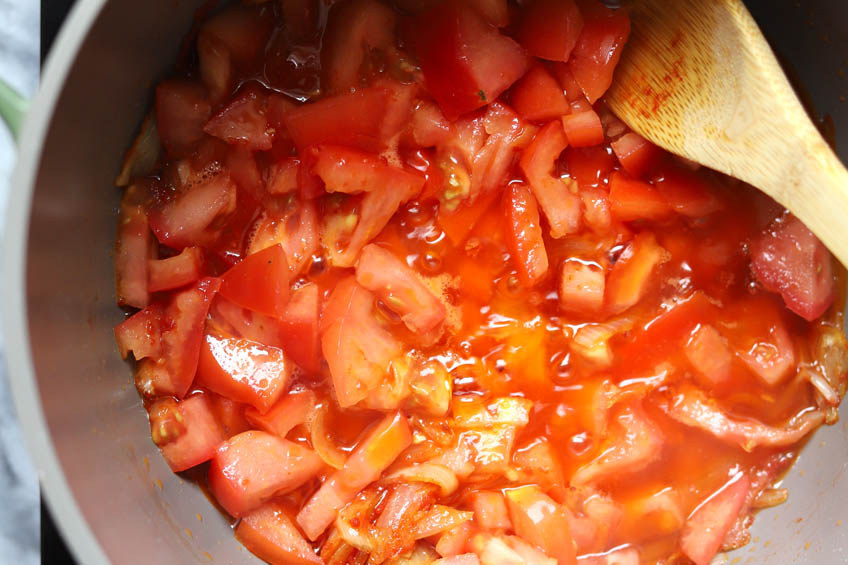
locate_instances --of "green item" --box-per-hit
[0,78,27,139]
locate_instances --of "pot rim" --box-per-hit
[2,0,110,562]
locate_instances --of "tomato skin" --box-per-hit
[751,214,835,321]
[608,171,673,222]
[356,244,447,334]
[415,2,528,119]
[610,132,663,179]
[153,394,227,472]
[196,333,292,414]
[516,0,583,62]
[115,184,153,309]
[520,120,582,238]
[220,244,291,320]
[235,502,322,565]
[296,411,412,540]
[203,84,272,151]
[503,183,549,286]
[569,0,631,103]
[510,65,570,122]
[156,80,212,158]
[209,430,324,518]
[148,246,204,293]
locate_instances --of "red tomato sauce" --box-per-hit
[113,1,848,564]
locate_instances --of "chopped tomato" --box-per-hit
[608,171,673,222]
[438,191,499,245]
[549,61,584,102]
[247,199,320,276]
[280,0,320,43]
[285,83,413,153]
[199,4,272,71]
[235,502,322,565]
[197,32,232,104]
[505,486,577,565]
[149,172,237,249]
[220,244,291,319]
[654,164,723,217]
[208,430,323,518]
[415,2,528,119]
[266,158,300,195]
[320,277,402,407]
[580,186,612,233]
[436,521,475,557]
[321,0,397,93]
[148,246,204,293]
[684,324,733,389]
[463,0,508,27]
[610,132,663,179]
[510,66,570,123]
[356,244,447,334]
[519,120,581,238]
[115,304,163,361]
[751,214,835,321]
[569,1,630,103]
[565,144,616,189]
[151,394,226,472]
[516,0,583,62]
[605,232,668,315]
[115,184,153,309]
[503,184,549,286]
[278,283,321,373]
[561,107,604,148]
[679,474,750,565]
[155,80,212,158]
[410,100,454,147]
[225,146,264,201]
[203,84,272,151]
[469,491,512,531]
[208,393,252,438]
[311,145,426,196]
[559,259,605,317]
[196,333,292,413]
[296,411,412,540]
[245,389,317,438]
[134,278,222,398]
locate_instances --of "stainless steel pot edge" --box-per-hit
[2,0,110,562]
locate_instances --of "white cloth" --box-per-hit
[0,0,41,563]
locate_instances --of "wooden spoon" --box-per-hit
[605,0,848,266]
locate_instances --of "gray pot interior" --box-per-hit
[4,0,848,563]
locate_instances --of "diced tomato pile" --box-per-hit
[113,1,848,564]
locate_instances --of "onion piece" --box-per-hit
[413,505,474,539]
[752,487,788,509]
[310,405,346,469]
[115,111,162,187]
[386,463,458,496]
[571,318,634,367]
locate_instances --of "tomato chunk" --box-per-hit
[151,394,226,472]
[297,412,412,539]
[654,164,724,218]
[516,0,583,62]
[470,491,512,531]
[320,277,402,407]
[203,84,272,151]
[312,145,426,197]
[679,474,750,565]
[569,0,630,103]
[605,232,668,315]
[115,184,153,309]
[245,389,317,438]
[608,171,673,222]
[415,2,528,119]
[209,431,323,518]
[505,486,577,565]
[510,66,570,122]
[610,132,663,179]
[247,200,319,276]
[561,108,604,148]
[278,283,321,373]
[155,80,212,158]
[504,184,549,287]
[356,244,447,334]
[559,259,605,317]
[115,304,163,361]
[235,502,322,565]
[196,333,292,413]
[220,244,291,320]
[751,214,835,321]
[519,120,581,238]
[148,246,204,293]
[685,324,732,389]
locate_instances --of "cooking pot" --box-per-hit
[3,0,848,563]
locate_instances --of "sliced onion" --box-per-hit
[807,369,840,406]
[752,487,788,509]
[310,405,346,469]
[412,505,473,539]
[571,318,634,367]
[115,111,161,187]
[386,463,458,496]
